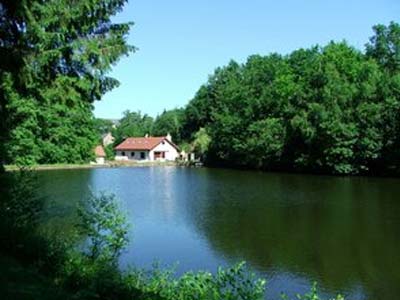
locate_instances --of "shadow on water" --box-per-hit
[33,167,400,300]
[186,169,400,300]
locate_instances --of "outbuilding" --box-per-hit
[94,145,106,164]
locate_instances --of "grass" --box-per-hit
[4,161,179,171]
[4,164,99,171]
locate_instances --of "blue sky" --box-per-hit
[94,0,400,119]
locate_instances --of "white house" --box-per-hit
[102,132,115,146]
[114,134,179,161]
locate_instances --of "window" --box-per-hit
[121,151,125,156]
[131,152,135,157]
[140,152,145,159]
[161,141,165,145]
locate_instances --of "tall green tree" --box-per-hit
[366,22,400,73]
[113,110,153,145]
[366,22,400,173]
[153,108,184,143]
[0,0,134,166]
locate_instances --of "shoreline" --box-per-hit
[4,161,179,171]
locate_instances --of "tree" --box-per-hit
[94,119,115,138]
[153,108,184,143]
[246,118,286,169]
[77,192,129,264]
[366,22,400,73]
[0,0,134,166]
[366,22,400,173]
[113,110,153,145]
[192,128,211,161]
[182,23,400,175]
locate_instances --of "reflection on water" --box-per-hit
[36,167,400,300]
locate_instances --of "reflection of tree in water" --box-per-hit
[185,169,400,299]
[36,169,93,234]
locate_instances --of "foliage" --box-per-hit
[0,169,43,230]
[126,261,266,300]
[192,127,211,160]
[94,118,115,139]
[182,22,400,175]
[0,0,134,166]
[112,108,185,145]
[104,144,115,161]
[179,141,192,153]
[0,169,69,272]
[76,191,129,264]
[153,108,185,144]
[280,283,344,300]
[366,21,400,73]
[113,110,154,144]
[59,191,132,299]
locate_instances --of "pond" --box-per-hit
[37,166,400,299]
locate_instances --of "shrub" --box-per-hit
[76,191,129,264]
[124,261,266,300]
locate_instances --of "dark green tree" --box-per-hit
[0,0,134,166]
[113,110,153,145]
[366,22,400,73]
[366,22,400,173]
[153,108,184,143]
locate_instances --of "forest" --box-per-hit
[1,0,399,176]
[100,22,400,176]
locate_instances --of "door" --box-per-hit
[154,152,165,160]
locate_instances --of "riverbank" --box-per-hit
[4,161,179,171]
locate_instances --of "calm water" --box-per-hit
[37,167,400,299]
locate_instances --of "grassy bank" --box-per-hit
[5,164,101,171]
[4,161,179,171]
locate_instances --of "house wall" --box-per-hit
[115,150,150,161]
[114,142,178,161]
[150,141,179,161]
[102,133,115,146]
[95,157,105,164]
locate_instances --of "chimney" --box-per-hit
[166,133,172,142]
[145,133,149,138]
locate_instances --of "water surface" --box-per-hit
[37,167,400,299]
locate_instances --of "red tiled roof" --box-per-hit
[94,145,106,157]
[115,137,179,151]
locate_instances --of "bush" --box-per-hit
[76,191,129,264]
[281,282,345,300]
[125,261,266,300]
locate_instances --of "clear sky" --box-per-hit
[94,0,400,119]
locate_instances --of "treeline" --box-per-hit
[95,108,211,160]
[106,22,400,176]
[2,0,399,178]
[96,108,185,146]
[181,22,400,175]
[0,0,134,167]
